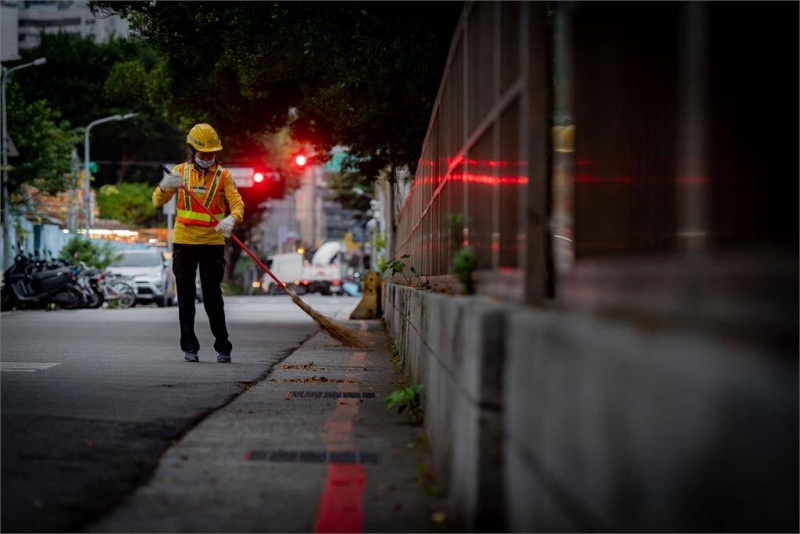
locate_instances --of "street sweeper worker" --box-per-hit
[153,123,244,363]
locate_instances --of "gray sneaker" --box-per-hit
[217,353,231,363]
[184,351,199,363]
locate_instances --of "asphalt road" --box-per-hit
[0,294,357,533]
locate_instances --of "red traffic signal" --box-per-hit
[253,172,265,183]
[294,154,307,168]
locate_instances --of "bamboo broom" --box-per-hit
[166,168,369,350]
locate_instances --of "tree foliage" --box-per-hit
[90,1,462,180]
[326,170,374,214]
[4,81,80,204]
[96,183,159,226]
[59,236,120,270]
[13,32,186,187]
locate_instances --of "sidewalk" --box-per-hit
[85,313,448,533]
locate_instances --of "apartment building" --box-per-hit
[1,0,129,61]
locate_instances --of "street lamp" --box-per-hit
[1,57,46,270]
[83,112,138,232]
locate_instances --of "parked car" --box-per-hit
[107,249,175,307]
[163,252,202,303]
[195,270,202,303]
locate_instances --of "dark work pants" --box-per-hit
[172,243,232,356]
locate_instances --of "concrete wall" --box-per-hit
[2,220,72,270]
[384,283,798,532]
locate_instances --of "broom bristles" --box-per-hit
[287,290,370,350]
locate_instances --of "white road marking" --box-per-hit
[0,362,61,372]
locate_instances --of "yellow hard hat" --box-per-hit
[187,123,223,152]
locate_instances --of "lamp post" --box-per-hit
[1,57,46,270]
[83,112,138,233]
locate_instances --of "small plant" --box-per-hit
[445,213,468,242]
[382,254,410,277]
[372,231,386,254]
[385,384,424,423]
[387,339,402,371]
[452,246,477,294]
[381,254,431,290]
[375,256,388,274]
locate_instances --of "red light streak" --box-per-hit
[452,173,529,185]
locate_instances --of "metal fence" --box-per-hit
[393,0,798,330]
[394,1,532,300]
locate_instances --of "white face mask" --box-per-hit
[195,156,214,169]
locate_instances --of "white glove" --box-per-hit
[215,215,235,237]
[159,172,182,191]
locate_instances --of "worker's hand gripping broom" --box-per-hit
[164,165,368,350]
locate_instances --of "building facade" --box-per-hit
[1,0,129,62]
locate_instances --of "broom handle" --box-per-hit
[177,184,285,290]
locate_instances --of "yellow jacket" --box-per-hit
[153,161,244,246]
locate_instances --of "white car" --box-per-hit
[107,249,176,307]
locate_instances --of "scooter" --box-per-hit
[74,261,105,309]
[1,253,82,311]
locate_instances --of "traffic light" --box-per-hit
[294,154,307,168]
[240,169,285,207]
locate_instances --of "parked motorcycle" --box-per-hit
[1,253,82,311]
[73,261,105,309]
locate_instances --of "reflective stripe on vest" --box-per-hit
[176,164,226,226]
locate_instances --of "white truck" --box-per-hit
[305,241,344,296]
[263,253,309,295]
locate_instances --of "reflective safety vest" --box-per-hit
[175,163,227,227]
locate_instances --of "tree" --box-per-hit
[89,1,462,179]
[14,32,186,188]
[96,183,159,226]
[327,169,374,214]
[4,81,80,208]
[59,236,120,270]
